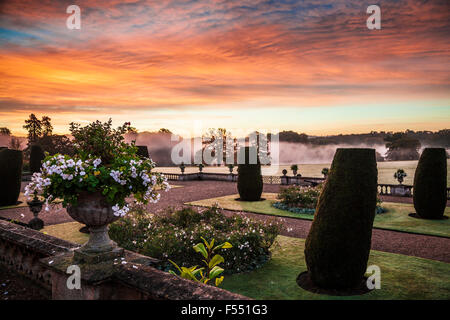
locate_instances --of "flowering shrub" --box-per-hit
[276,185,323,209]
[24,120,170,215]
[109,205,282,273]
[274,184,386,215]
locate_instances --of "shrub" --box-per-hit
[0,149,23,206]
[30,144,45,173]
[394,169,407,184]
[290,164,298,175]
[413,148,447,219]
[237,146,263,201]
[304,148,378,289]
[136,145,149,159]
[109,205,281,274]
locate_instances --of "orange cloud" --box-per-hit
[0,0,449,135]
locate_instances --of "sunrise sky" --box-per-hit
[0,0,449,136]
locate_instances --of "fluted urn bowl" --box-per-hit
[67,191,121,255]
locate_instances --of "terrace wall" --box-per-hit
[0,220,247,300]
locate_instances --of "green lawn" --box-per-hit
[42,221,89,245]
[0,193,63,211]
[221,235,450,300]
[40,222,450,300]
[187,193,450,238]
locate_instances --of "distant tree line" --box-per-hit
[275,129,449,161]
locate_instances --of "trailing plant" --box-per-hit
[168,237,232,287]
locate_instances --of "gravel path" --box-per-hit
[1,181,449,263]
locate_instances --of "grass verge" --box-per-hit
[221,235,450,300]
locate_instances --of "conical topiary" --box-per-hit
[304,148,378,289]
[237,146,263,201]
[413,148,447,219]
[30,144,45,173]
[0,149,23,206]
[136,145,149,159]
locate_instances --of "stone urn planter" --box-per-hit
[67,191,123,263]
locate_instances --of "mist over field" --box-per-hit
[278,142,388,165]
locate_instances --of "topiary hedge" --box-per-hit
[237,146,263,201]
[0,149,23,206]
[413,148,447,219]
[30,144,45,173]
[136,145,149,159]
[304,148,378,289]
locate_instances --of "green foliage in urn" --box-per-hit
[0,149,23,206]
[237,146,263,201]
[304,148,378,289]
[413,148,447,219]
[69,119,135,165]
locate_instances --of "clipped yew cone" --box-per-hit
[413,148,447,219]
[304,148,378,289]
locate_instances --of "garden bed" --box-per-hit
[221,235,450,300]
[108,205,282,274]
[187,194,450,238]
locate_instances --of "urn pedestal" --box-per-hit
[67,192,123,263]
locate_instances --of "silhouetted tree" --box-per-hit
[385,133,421,161]
[0,127,11,135]
[23,114,42,143]
[41,116,53,136]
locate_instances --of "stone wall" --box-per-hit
[0,220,248,300]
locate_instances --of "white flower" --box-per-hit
[93,158,101,168]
